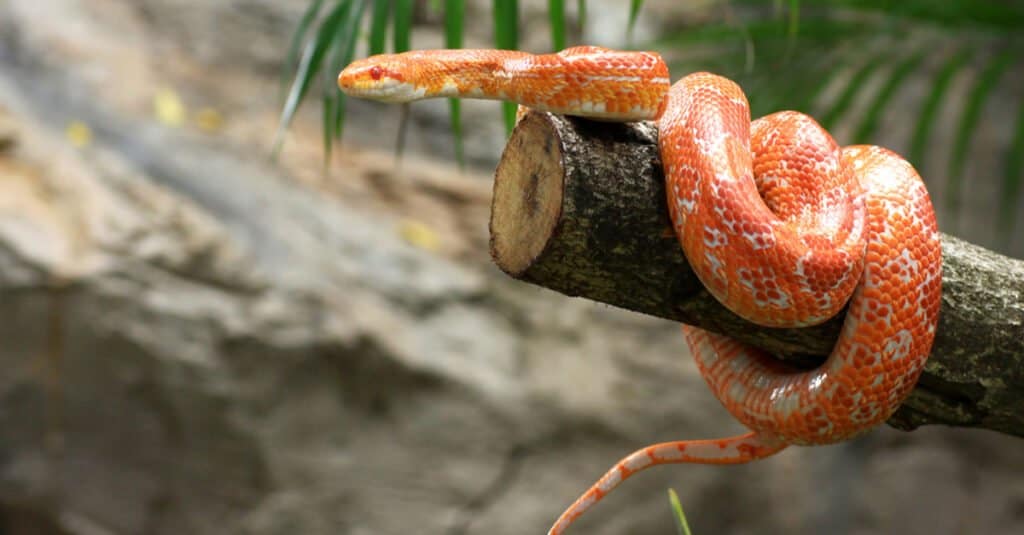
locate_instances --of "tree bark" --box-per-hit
[489,111,1024,439]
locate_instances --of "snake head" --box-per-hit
[338,55,420,103]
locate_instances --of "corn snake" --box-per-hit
[338,46,941,534]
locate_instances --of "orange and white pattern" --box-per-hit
[339,47,942,535]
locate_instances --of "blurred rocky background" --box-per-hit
[0,1,1022,534]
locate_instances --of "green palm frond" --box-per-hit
[445,0,466,167]
[1002,99,1024,248]
[278,0,1024,250]
[493,0,520,133]
[392,0,413,52]
[274,0,354,157]
[657,0,1024,245]
[323,0,368,164]
[909,47,972,168]
[549,0,566,50]
[280,0,326,104]
[577,0,586,34]
[626,0,644,45]
[851,51,925,144]
[367,0,390,55]
[277,0,524,165]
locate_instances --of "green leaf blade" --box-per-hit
[321,0,360,161]
[908,47,973,169]
[281,0,327,101]
[946,48,1015,220]
[274,0,356,157]
[448,99,465,167]
[627,0,644,46]
[853,51,925,144]
[577,0,586,35]
[493,0,519,133]
[445,0,466,167]
[549,0,566,51]
[391,0,415,158]
[819,53,887,132]
[997,78,1024,247]
[368,0,391,55]
[445,0,465,48]
[330,0,370,143]
[668,489,693,535]
[393,0,414,53]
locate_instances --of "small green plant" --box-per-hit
[668,488,693,535]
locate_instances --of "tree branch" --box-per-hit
[489,111,1024,439]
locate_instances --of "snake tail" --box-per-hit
[337,47,941,535]
[546,432,786,535]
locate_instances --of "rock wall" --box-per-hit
[0,1,1022,534]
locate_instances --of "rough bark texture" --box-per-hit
[490,111,1024,439]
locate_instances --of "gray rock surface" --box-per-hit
[0,1,1022,535]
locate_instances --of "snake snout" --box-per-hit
[338,59,417,103]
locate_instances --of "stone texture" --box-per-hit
[0,2,1021,535]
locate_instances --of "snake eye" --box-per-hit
[369,66,383,81]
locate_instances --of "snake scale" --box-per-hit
[338,46,942,534]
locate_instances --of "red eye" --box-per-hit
[369,66,383,80]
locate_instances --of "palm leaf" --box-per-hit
[273,0,356,157]
[818,53,887,132]
[393,0,413,53]
[392,0,415,159]
[852,51,925,144]
[493,0,519,133]
[549,0,566,50]
[784,0,799,58]
[328,0,368,147]
[577,0,586,35]
[445,0,466,167]
[281,0,327,101]
[626,0,644,46]
[946,48,1014,226]
[367,0,391,55]
[279,0,1024,250]
[655,1,1024,247]
[908,47,973,170]
[1000,99,1024,247]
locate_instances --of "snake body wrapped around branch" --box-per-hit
[339,46,941,535]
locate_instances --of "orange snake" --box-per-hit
[338,46,941,534]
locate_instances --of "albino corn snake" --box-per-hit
[338,46,942,534]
